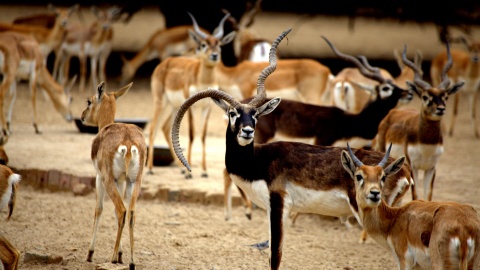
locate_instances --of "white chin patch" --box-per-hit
[238,137,253,146]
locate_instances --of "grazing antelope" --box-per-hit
[0,4,79,62]
[430,36,480,138]
[0,165,22,270]
[146,12,235,178]
[171,29,412,270]
[223,0,273,62]
[373,43,464,201]
[81,81,146,269]
[223,39,414,221]
[0,31,75,135]
[120,25,210,85]
[325,49,421,114]
[54,5,120,92]
[342,143,480,270]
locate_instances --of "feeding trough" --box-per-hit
[74,117,148,134]
[147,145,175,166]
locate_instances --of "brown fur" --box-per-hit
[0,31,73,135]
[431,41,480,138]
[81,82,146,268]
[343,149,480,269]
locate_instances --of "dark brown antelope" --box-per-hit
[373,43,464,201]
[342,143,480,270]
[171,29,412,270]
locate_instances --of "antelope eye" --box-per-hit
[381,86,390,92]
[86,99,92,106]
[422,95,429,101]
[229,112,236,118]
[356,175,363,181]
[381,175,386,182]
[201,43,207,49]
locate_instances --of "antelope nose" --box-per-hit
[369,190,381,202]
[243,128,254,136]
[436,107,445,115]
[210,54,219,61]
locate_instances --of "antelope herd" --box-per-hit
[1,2,480,270]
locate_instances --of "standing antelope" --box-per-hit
[171,29,413,270]
[81,81,146,269]
[0,165,22,270]
[0,4,79,63]
[373,43,464,201]
[120,25,210,85]
[0,31,75,135]
[147,12,235,178]
[55,5,120,92]
[342,143,480,270]
[223,39,414,222]
[430,36,480,138]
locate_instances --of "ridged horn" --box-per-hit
[439,41,453,90]
[322,36,388,83]
[171,89,240,171]
[213,12,230,39]
[378,143,392,168]
[347,143,363,167]
[401,45,431,90]
[248,28,292,107]
[188,12,209,39]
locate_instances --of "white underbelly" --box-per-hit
[405,244,431,269]
[16,60,36,80]
[230,175,270,211]
[333,138,372,149]
[407,144,443,170]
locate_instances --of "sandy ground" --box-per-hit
[1,4,480,270]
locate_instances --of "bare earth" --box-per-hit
[1,5,480,270]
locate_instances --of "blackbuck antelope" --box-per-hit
[373,43,464,201]
[171,29,412,270]
[54,5,120,92]
[120,25,210,85]
[223,39,414,222]
[0,4,79,63]
[431,36,480,138]
[223,0,273,62]
[0,31,75,135]
[325,49,421,114]
[147,12,235,178]
[342,143,480,270]
[81,81,146,269]
[0,165,22,270]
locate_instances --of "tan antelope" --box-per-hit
[325,49,422,114]
[223,0,273,63]
[81,81,146,269]
[146,12,235,178]
[0,4,79,63]
[431,36,480,138]
[0,31,75,135]
[373,43,464,201]
[120,25,210,85]
[171,29,413,270]
[342,143,480,270]
[223,39,414,222]
[0,164,22,270]
[54,5,120,92]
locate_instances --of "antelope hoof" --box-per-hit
[201,172,208,178]
[129,262,135,270]
[185,173,192,179]
[245,213,252,220]
[86,250,94,262]
[181,169,186,174]
[147,170,154,175]
[118,252,123,264]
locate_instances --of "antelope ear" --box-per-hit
[114,82,133,100]
[188,30,202,46]
[341,150,356,179]
[447,81,464,95]
[96,82,106,101]
[350,81,375,94]
[406,81,422,97]
[211,98,230,112]
[258,98,281,117]
[384,156,405,177]
[221,31,237,45]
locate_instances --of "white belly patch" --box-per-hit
[407,144,443,170]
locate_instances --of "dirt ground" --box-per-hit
[1,4,480,270]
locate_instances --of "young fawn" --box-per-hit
[81,81,146,270]
[342,143,480,269]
